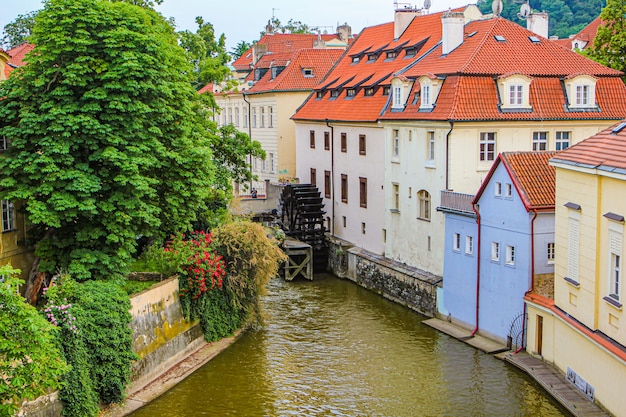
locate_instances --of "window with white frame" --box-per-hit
[491,242,500,262]
[495,182,502,197]
[427,131,435,161]
[417,190,431,220]
[506,245,515,265]
[547,242,555,263]
[505,183,513,198]
[392,183,400,211]
[269,153,275,173]
[609,229,622,301]
[228,108,233,124]
[533,131,548,151]
[479,132,496,161]
[509,84,523,106]
[566,75,597,108]
[556,131,570,150]
[260,107,265,127]
[453,233,461,251]
[576,84,590,106]
[235,108,240,127]
[465,236,473,255]
[268,107,273,128]
[393,85,403,108]
[1,201,15,232]
[262,158,266,172]
[392,129,400,159]
[567,212,580,281]
[422,84,431,107]
[243,108,249,128]
[253,107,257,127]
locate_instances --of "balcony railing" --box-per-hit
[438,190,475,214]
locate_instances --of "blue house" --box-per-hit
[438,152,556,345]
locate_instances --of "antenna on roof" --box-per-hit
[492,0,503,16]
[517,1,531,19]
[424,0,431,13]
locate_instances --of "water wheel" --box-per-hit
[279,184,328,271]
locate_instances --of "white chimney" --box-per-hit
[442,12,465,55]
[527,12,549,39]
[394,7,423,39]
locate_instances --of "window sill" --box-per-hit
[391,157,400,164]
[425,160,435,169]
[603,295,622,310]
[564,277,580,288]
[390,209,400,214]
[2,229,17,233]
[416,217,431,222]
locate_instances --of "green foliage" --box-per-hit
[585,0,626,73]
[231,40,253,60]
[0,265,68,417]
[0,0,216,281]
[178,16,231,89]
[44,276,136,413]
[1,11,38,49]
[476,0,604,39]
[260,17,314,37]
[120,279,158,295]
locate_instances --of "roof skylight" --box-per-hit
[494,35,506,42]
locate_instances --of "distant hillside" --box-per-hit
[476,0,604,39]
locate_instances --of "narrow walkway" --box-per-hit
[500,352,610,417]
[423,317,610,416]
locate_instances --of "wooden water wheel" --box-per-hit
[279,184,328,271]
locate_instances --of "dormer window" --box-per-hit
[330,89,340,98]
[392,85,403,108]
[391,77,414,110]
[367,53,379,62]
[316,90,324,99]
[564,74,597,109]
[417,75,443,111]
[382,86,390,96]
[351,56,360,64]
[385,51,397,60]
[346,88,356,98]
[302,68,314,78]
[498,74,532,111]
[364,87,374,96]
[422,85,431,107]
[405,47,416,58]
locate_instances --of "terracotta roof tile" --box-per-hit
[4,43,34,78]
[550,121,626,172]
[574,16,602,43]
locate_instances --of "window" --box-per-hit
[385,50,397,60]
[253,107,257,128]
[505,183,513,198]
[479,132,496,161]
[609,230,623,301]
[556,131,570,151]
[466,236,474,255]
[351,56,360,63]
[316,91,324,99]
[491,242,500,262]
[260,107,265,127]
[567,213,580,281]
[342,216,347,227]
[427,131,435,161]
[359,177,367,208]
[341,133,347,153]
[346,88,356,97]
[422,84,431,107]
[367,53,378,62]
[359,135,366,155]
[453,233,461,251]
[383,86,390,96]
[228,108,233,124]
[576,84,590,106]
[364,87,374,96]
[1,201,15,232]
[324,171,331,198]
[310,130,315,149]
[393,85,403,108]
[341,174,348,203]
[509,84,523,106]
[268,107,273,128]
[393,183,400,211]
[262,158,266,172]
[235,108,240,127]
[330,89,340,98]
[392,129,400,159]
[547,242,555,263]
[243,108,249,128]
[506,245,516,265]
[418,190,431,220]
[253,157,258,171]
[310,168,317,186]
[532,131,548,151]
[324,132,330,150]
[405,47,416,58]
[302,68,314,77]
[495,182,502,197]
[269,152,275,173]
[361,222,366,234]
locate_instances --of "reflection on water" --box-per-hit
[130,274,566,417]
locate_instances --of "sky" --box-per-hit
[1,0,471,51]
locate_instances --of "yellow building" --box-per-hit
[525,121,626,417]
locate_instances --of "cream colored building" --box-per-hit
[525,122,626,417]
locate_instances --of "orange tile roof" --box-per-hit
[550,121,626,172]
[197,83,215,94]
[4,43,34,78]
[474,152,556,211]
[246,48,344,94]
[574,16,602,43]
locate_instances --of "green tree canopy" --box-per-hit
[1,11,38,49]
[585,0,626,73]
[0,0,216,284]
[260,17,314,37]
[231,40,253,60]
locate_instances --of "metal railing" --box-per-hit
[439,190,475,213]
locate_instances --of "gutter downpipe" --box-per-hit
[445,120,454,190]
[243,93,253,190]
[471,202,481,337]
[325,118,335,236]
[516,208,539,354]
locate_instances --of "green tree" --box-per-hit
[0,265,68,416]
[0,0,216,289]
[178,16,231,89]
[1,11,38,49]
[231,40,252,60]
[585,0,626,73]
[212,124,265,192]
[260,17,314,37]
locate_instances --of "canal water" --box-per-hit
[130,274,567,417]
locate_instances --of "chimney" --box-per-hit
[337,23,352,44]
[442,11,465,55]
[252,43,267,65]
[394,7,423,39]
[527,12,549,39]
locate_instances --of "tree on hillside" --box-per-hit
[231,40,253,60]
[260,17,314,37]
[0,0,216,293]
[178,16,231,89]
[585,0,626,73]
[1,11,38,49]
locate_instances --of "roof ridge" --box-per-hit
[458,17,500,73]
